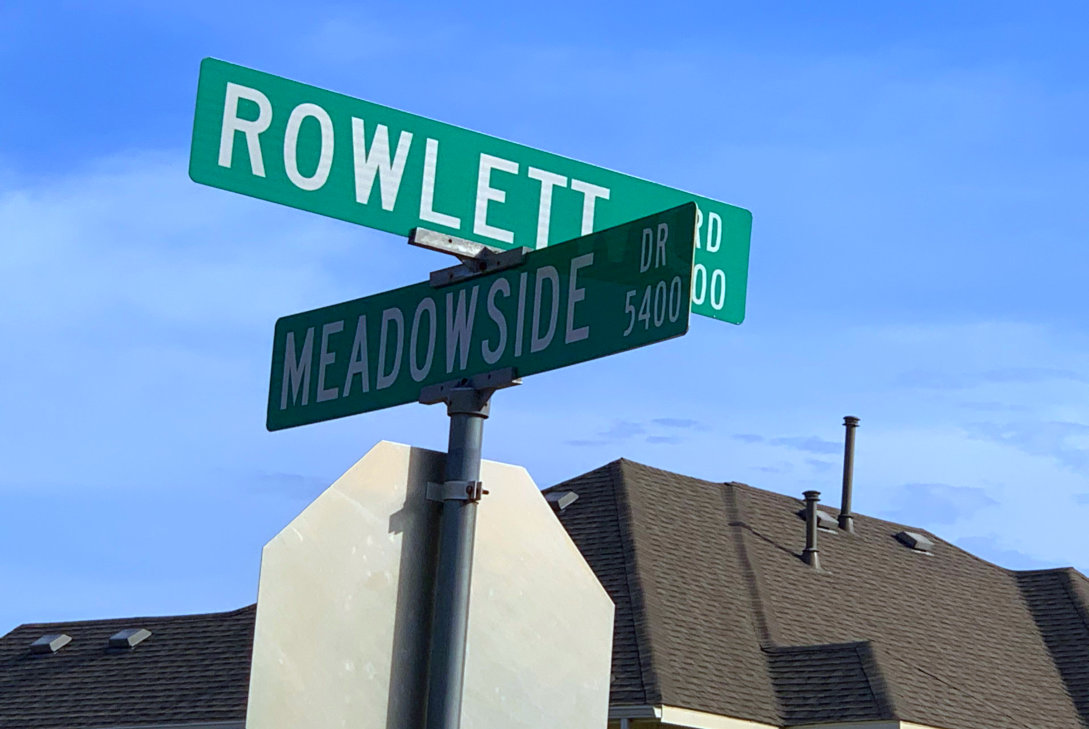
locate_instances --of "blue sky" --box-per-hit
[2,1,1088,631]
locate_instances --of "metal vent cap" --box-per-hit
[109,628,151,649]
[545,491,579,513]
[796,507,838,532]
[30,633,71,654]
[896,530,935,553]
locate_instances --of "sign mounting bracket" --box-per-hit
[418,367,521,406]
[409,227,530,288]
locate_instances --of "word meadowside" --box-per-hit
[267,204,698,429]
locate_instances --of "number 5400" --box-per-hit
[623,276,685,336]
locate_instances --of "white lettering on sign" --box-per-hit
[623,275,685,337]
[219,83,272,176]
[570,179,610,234]
[420,138,461,229]
[694,208,722,253]
[482,277,510,365]
[281,327,314,409]
[691,264,726,311]
[284,103,335,191]
[528,167,567,249]
[409,298,437,382]
[212,91,624,252]
[711,269,726,310]
[352,120,412,211]
[376,308,404,390]
[640,224,668,272]
[706,211,722,253]
[514,271,528,357]
[474,154,518,244]
[445,286,480,373]
[564,253,593,344]
[530,266,560,354]
[342,315,370,396]
[316,320,343,402]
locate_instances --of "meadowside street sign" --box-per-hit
[267,204,697,430]
[190,58,751,324]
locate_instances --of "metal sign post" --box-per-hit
[426,384,487,729]
[416,239,524,729]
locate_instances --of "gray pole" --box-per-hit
[839,416,859,533]
[425,385,491,729]
[802,490,821,569]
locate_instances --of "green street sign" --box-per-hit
[267,204,697,430]
[190,58,751,324]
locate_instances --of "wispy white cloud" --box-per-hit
[896,367,1088,390]
[955,535,1058,571]
[965,420,1089,472]
[883,482,998,527]
[769,436,842,455]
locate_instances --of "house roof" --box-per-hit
[0,605,253,728]
[3,457,1088,729]
[545,458,1089,728]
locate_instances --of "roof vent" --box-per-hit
[796,508,838,532]
[895,531,934,553]
[802,491,822,569]
[108,628,152,649]
[30,633,71,654]
[545,491,579,513]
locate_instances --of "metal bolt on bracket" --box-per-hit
[427,480,488,503]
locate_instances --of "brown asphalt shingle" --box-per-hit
[765,641,894,724]
[1018,569,1089,724]
[547,458,1089,728]
[0,605,253,729]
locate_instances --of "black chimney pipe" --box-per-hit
[839,416,859,533]
[803,490,821,569]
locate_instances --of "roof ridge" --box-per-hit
[854,640,899,720]
[723,482,777,649]
[543,460,617,492]
[612,459,665,705]
[586,464,1082,585]
[10,603,257,632]
[1017,566,1080,577]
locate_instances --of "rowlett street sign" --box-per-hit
[190,58,751,324]
[267,204,697,430]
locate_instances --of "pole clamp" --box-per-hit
[427,480,488,503]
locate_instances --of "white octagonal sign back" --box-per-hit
[246,441,614,729]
